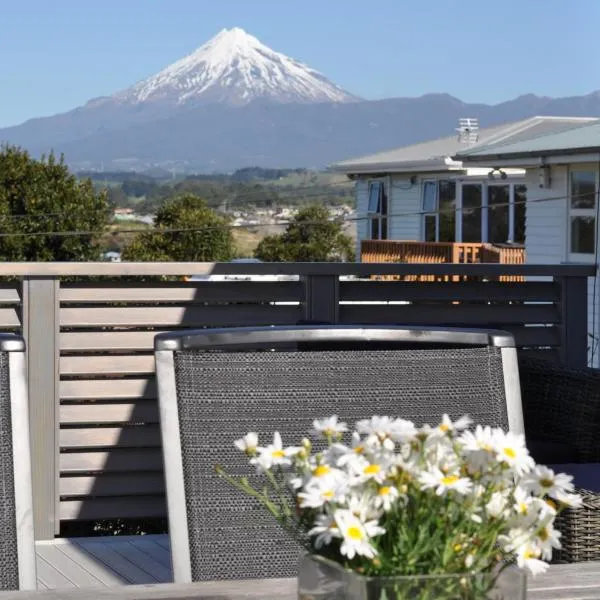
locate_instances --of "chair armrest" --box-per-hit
[518,357,600,463]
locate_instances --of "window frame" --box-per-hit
[367,178,388,240]
[421,180,439,241]
[568,166,597,261]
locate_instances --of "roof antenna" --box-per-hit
[456,118,479,145]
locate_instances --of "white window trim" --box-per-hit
[367,178,389,240]
[567,166,598,263]
[421,179,439,241]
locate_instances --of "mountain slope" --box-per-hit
[3,27,600,171]
[110,27,358,106]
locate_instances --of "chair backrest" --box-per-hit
[154,325,523,583]
[0,334,36,590]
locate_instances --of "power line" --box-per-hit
[0,189,591,238]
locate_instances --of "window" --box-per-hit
[487,185,510,243]
[461,184,482,243]
[569,169,597,255]
[367,180,388,239]
[422,180,456,242]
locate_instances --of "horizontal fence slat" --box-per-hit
[60,378,156,400]
[338,304,560,325]
[60,304,301,327]
[60,281,302,303]
[61,355,155,376]
[59,496,166,520]
[61,331,165,351]
[60,402,158,425]
[340,281,560,302]
[502,326,561,347]
[60,449,163,473]
[0,308,21,327]
[0,287,21,304]
[60,473,165,497]
[60,426,161,449]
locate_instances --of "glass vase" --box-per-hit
[297,554,527,600]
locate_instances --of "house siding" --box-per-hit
[389,176,421,241]
[523,165,599,368]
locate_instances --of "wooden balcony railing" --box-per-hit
[361,240,526,282]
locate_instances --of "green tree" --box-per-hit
[255,204,353,262]
[0,146,109,261]
[122,193,235,261]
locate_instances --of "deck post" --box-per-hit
[557,274,588,368]
[22,277,60,540]
[302,274,339,324]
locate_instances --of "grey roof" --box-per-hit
[455,119,600,162]
[330,116,598,174]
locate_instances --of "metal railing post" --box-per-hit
[302,274,339,324]
[557,274,589,368]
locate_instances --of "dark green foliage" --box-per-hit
[0,145,109,261]
[122,193,234,261]
[255,204,353,262]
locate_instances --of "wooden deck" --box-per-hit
[35,536,172,589]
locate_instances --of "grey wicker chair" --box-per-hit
[0,334,36,590]
[519,356,600,564]
[154,325,524,583]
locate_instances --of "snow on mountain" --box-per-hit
[113,27,358,106]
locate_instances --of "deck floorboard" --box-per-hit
[34,535,172,589]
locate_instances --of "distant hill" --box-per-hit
[3,27,600,172]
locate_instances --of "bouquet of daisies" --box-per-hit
[217,414,581,579]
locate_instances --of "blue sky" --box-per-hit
[1,0,598,127]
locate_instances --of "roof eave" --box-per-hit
[329,157,463,175]
[456,146,600,165]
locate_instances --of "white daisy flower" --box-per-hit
[348,456,389,485]
[486,491,508,518]
[373,483,400,512]
[492,430,534,475]
[516,543,549,576]
[356,416,417,450]
[254,432,299,470]
[523,465,574,498]
[535,523,562,561]
[554,490,584,509]
[333,509,385,559]
[308,513,340,549]
[435,414,472,436]
[347,493,381,522]
[419,468,472,496]
[458,425,496,469]
[233,432,258,455]
[334,432,368,467]
[297,477,348,508]
[312,415,348,440]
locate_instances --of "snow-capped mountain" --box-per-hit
[112,27,358,106]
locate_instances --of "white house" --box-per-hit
[454,120,600,367]
[330,116,596,255]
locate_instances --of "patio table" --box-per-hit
[0,562,598,600]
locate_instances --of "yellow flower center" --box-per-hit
[540,477,554,488]
[364,464,381,475]
[378,486,391,496]
[322,490,334,499]
[503,447,516,459]
[347,526,363,540]
[453,543,463,552]
[442,475,459,485]
[439,423,450,432]
[538,528,549,542]
[313,465,330,477]
[271,449,285,458]
[518,502,528,515]
[354,446,365,454]
[524,548,539,560]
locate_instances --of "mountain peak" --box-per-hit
[113,27,358,106]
